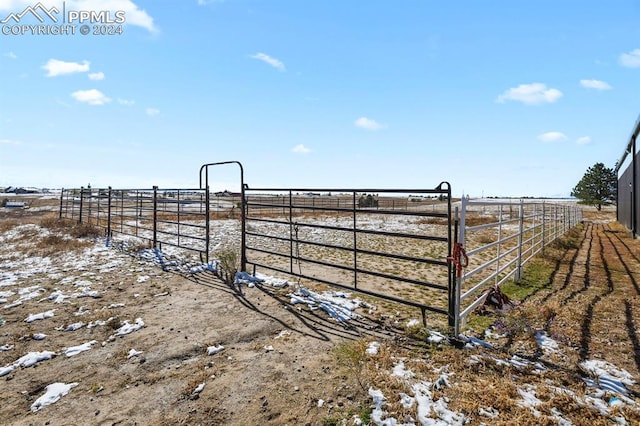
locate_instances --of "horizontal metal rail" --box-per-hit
[243,185,454,326]
[454,199,583,334]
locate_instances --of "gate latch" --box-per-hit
[447,242,469,278]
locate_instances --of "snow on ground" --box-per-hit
[30,382,78,412]
[1,219,639,422]
[368,361,464,426]
[289,288,369,322]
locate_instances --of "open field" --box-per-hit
[1,201,640,425]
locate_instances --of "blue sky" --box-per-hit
[1,0,639,197]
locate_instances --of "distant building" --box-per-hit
[4,201,27,208]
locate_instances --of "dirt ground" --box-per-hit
[2,206,640,425]
[0,209,413,426]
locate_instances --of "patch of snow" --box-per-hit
[255,272,290,288]
[461,335,493,349]
[64,340,97,357]
[30,382,78,412]
[399,393,415,409]
[479,407,499,418]
[127,349,143,359]
[1,350,57,377]
[289,288,365,322]
[366,341,380,356]
[207,345,225,355]
[580,360,635,394]
[113,318,145,337]
[136,275,150,283]
[33,333,47,340]
[274,330,291,339]
[0,344,14,351]
[61,321,85,331]
[87,318,113,329]
[535,331,559,354]
[406,319,420,327]
[517,385,542,417]
[368,388,390,425]
[191,382,205,397]
[413,381,465,425]
[427,330,447,344]
[107,303,125,309]
[25,310,55,323]
[392,360,415,380]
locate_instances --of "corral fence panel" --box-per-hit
[242,184,455,326]
[59,186,241,262]
[453,198,582,334]
[58,161,584,336]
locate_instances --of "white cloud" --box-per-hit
[0,139,22,145]
[118,98,135,106]
[197,0,223,4]
[4,51,17,59]
[250,53,285,71]
[580,79,611,90]
[71,89,111,105]
[355,117,385,131]
[88,72,105,81]
[496,83,563,105]
[0,1,157,33]
[146,107,160,116]
[42,59,89,77]
[576,136,591,145]
[537,131,568,143]
[291,144,311,154]
[620,49,640,68]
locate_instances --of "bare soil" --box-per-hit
[1,206,640,425]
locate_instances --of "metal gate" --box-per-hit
[241,184,455,326]
[62,162,457,328]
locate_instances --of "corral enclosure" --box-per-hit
[57,166,582,333]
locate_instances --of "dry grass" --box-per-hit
[27,234,93,257]
[39,215,103,238]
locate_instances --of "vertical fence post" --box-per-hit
[496,204,503,285]
[87,185,92,225]
[153,186,158,249]
[451,203,462,336]
[240,183,247,272]
[78,186,84,224]
[353,191,358,289]
[542,202,546,253]
[516,200,524,281]
[59,189,64,219]
[205,186,210,264]
[107,187,112,240]
[289,190,294,274]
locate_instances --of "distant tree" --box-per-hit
[571,162,617,211]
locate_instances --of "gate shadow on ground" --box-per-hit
[185,270,425,351]
[603,229,640,295]
[625,300,640,374]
